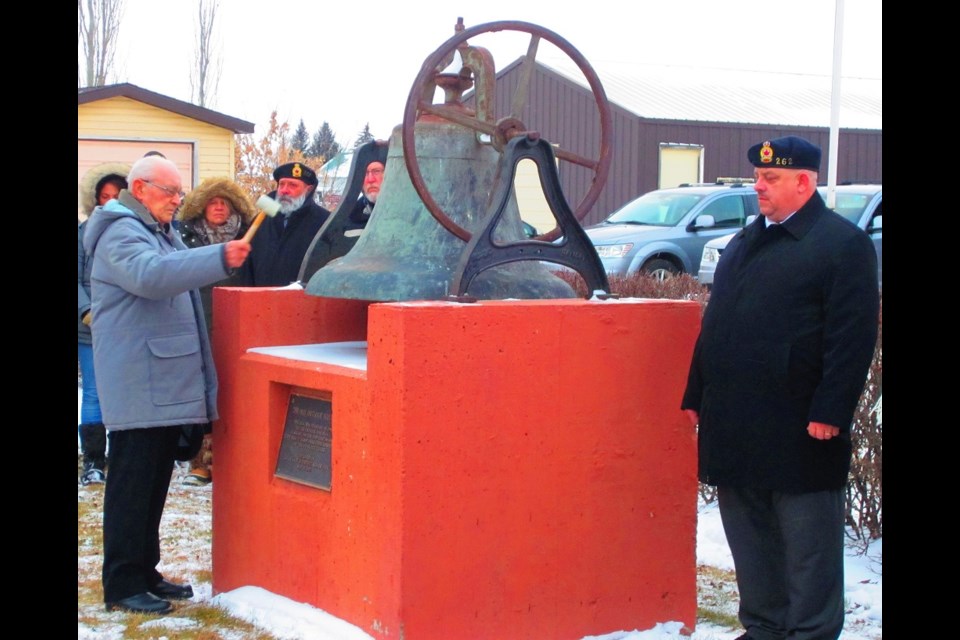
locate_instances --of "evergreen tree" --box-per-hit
[354,123,375,148]
[291,119,310,155]
[309,122,342,162]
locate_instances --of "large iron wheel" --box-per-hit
[402,20,614,242]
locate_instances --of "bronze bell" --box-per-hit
[304,23,578,302]
[305,123,575,301]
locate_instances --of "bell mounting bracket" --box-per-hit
[450,134,611,299]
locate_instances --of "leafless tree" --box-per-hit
[78,0,125,87]
[190,0,221,108]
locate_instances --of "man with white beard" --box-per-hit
[234,162,331,286]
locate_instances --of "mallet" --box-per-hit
[241,195,282,243]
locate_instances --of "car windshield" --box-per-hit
[819,189,873,224]
[604,192,704,227]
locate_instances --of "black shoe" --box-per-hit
[149,578,194,600]
[105,592,172,614]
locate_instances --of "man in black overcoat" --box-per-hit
[681,136,879,640]
[344,160,384,233]
[233,161,330,286]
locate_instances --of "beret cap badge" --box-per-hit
[292,163,303,178]
[759,142,774,164]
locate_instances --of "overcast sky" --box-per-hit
[102,0,882,145]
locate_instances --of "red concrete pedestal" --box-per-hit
[212,288,701,640]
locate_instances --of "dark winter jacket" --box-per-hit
[83,190,230,430]
[347,195,375,232]
[232,194,330,286]
[177,178,255,333]
[681,191,879,492]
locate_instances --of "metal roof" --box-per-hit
[532,57,881,130]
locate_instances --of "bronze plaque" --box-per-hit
[275,393,332,490]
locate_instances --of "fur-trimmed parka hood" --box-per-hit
[178,178,256,224]
[79,162,131,215]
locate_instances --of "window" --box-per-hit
[700,196,745,228]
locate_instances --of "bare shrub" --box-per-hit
[553,269,710,306]
[846,295,882,545]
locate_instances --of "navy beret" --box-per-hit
[273,162,318,186]
[747,136,821,172]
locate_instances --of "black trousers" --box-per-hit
[717,486,845,640]
[101,426,180,602]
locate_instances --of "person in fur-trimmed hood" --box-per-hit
[176,177,255,486]
[79,162,130,222]
[78,162,130,486]
[178,177,256,249]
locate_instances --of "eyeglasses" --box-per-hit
[365,168,384,177]
[143,180,185,199]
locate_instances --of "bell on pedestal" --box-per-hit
[306,18,614,302]
[305,117,575,302]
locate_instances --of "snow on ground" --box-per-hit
[78,472,882,640]
[205,500,880,640]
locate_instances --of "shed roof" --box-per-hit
[78,83,256,134]
[511,57,881,130]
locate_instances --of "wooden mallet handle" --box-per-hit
[242,195,282,243]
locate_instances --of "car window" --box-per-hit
[605,192,704,226]
[869,201,882,229]
[700,195,746,228]
[818,189,873,225]
[834,194,871,224]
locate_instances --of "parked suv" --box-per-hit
[698,184,882,287]
[584,182,760,279]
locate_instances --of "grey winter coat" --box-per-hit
[82,190,231,431]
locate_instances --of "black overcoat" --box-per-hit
[233,196,330,286]
[681,191,879,492]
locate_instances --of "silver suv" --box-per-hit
[584,182,760,279]
[698,184,883,287]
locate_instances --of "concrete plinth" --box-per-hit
[212,287,700,640]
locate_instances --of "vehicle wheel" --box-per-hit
[642,258,680,281]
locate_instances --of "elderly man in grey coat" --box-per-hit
[83,156,250,615]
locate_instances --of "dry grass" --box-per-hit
[696,565,741,629]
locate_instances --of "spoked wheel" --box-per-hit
[402,20,614,242]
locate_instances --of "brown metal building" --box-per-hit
[473,58,882,227]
